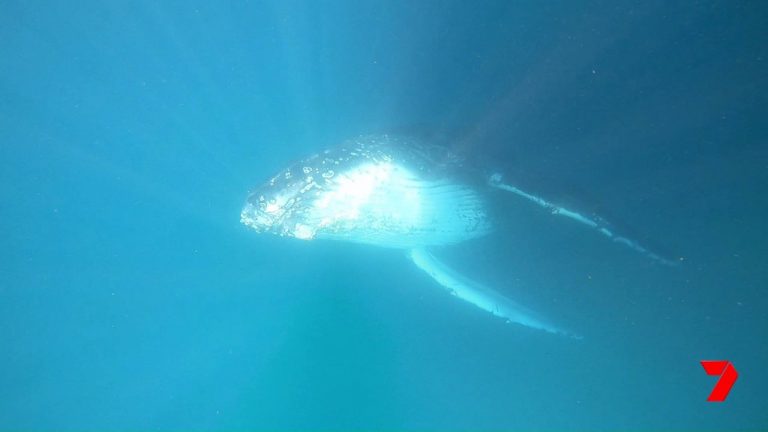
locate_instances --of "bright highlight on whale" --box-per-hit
[241,135,673,338]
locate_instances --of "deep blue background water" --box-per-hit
[1,0,766,430]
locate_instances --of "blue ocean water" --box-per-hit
[1,0,766,430]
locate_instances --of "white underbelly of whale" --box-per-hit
[299,161,492,248]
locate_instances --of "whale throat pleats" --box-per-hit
[306,161,492,248]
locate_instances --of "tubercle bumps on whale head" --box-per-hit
[240,156,329,240]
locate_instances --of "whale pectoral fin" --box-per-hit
[487,173,678,266]
[408,248,580,339]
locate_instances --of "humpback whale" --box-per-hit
[241,135,673,338]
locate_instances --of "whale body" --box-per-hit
[242,134,673,338]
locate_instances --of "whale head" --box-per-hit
[240,157,323,240]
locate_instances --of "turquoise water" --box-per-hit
[1,1,766,430]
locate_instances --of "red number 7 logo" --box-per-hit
[700,360,738,402]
